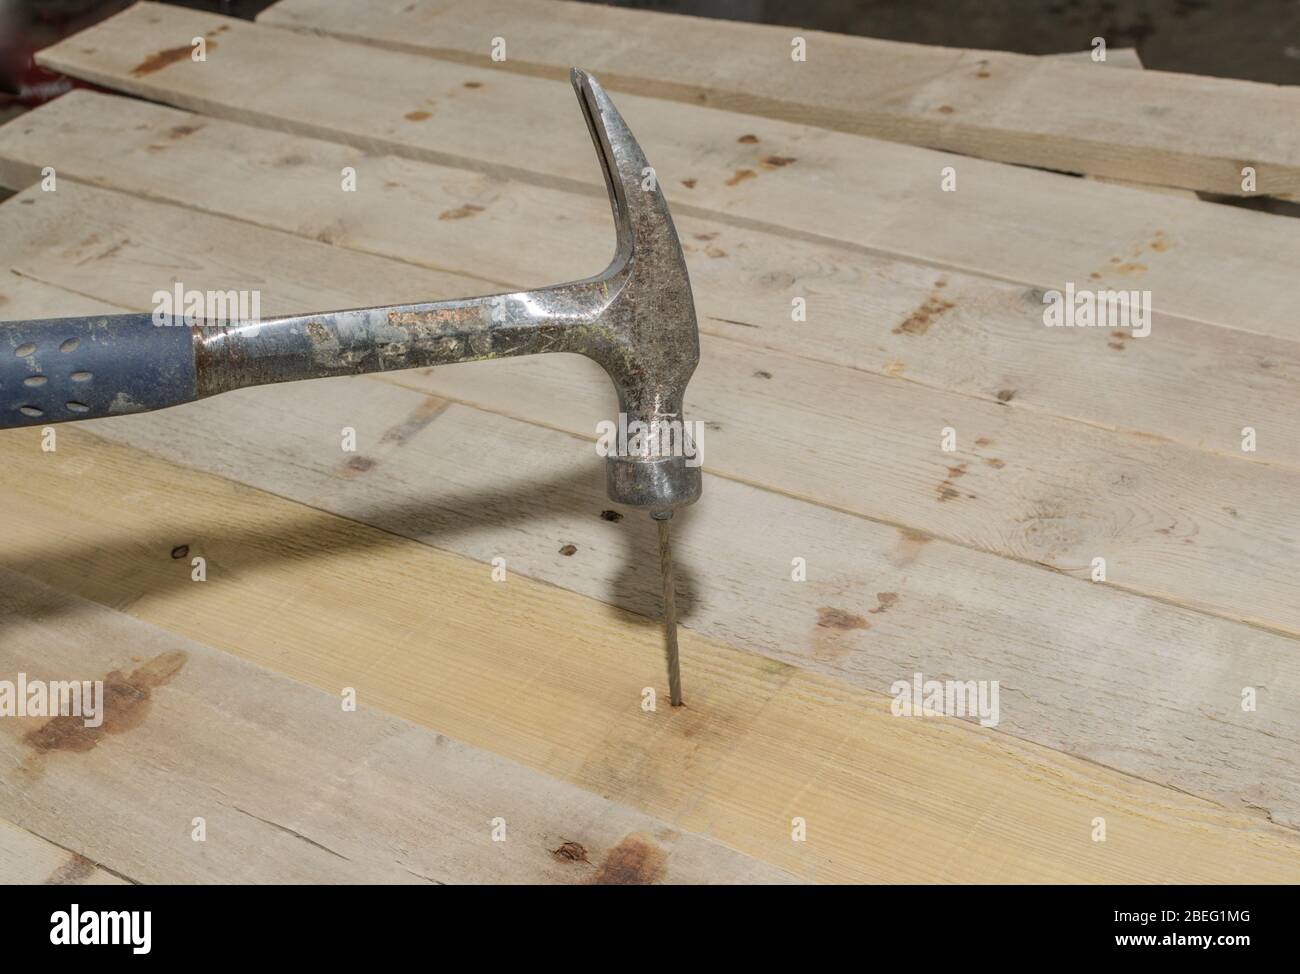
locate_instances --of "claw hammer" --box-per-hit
[0,70,701,705]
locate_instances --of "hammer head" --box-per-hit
[571,69,701,513]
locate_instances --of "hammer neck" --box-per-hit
[190,278,622,397]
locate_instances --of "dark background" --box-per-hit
[600,0,1300,84]
[5,0,1300,85]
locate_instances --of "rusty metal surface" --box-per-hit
[2,71,700,511]
[0,68,703,706]
[178,69,702,511]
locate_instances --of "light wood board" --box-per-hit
[2,93,1295,471]
[0,818,131,885]
[2,182,1298,829]
[0,425,1296,883]
[258,0,1300,198]
[35,4,1300,339]
[4,177,1296,639]
[1047,47,1199,200]
[0,570,794,884]
[3,0,1298,885]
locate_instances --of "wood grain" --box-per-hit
[6,1,1300,884]
[0,571,794,884]
[258,0,1300,198]
[1046,48,1199,200]
[3,180,1295,638]
[2,98,1296,469]
[0,818,130,885]
[2,185,1298,829]
[0,426,1296,883]
[33,5,1300,339]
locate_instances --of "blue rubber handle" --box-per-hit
[0,313,196,429]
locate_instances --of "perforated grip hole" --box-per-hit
[23,375,47,387]
[65,401,90,413]
[59,338,80,353]
[19,405,43,417]
[14,343,35,358]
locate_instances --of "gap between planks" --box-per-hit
[256,0,1300,199]
[1,98,1297,479]
[0,818,133,885]
[2,178,1296,644]
[3,259,1299,832]
[0,568,796,884]
[0,424,1297,883]
[31,3,1300,342]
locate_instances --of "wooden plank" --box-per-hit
[33,5,1300,339]
[3,185,1299,828]
[2,97,1297,475]
[0,425,1297,883]
[0,818,130,885]
[1045,48,1200,200]
[387,342,1300,635]
[3,179,1298,639]
[1045,49,1143,68]
[0,570,793,884]
[256,0,1300,199]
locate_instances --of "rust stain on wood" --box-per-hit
[45,853,97,885]
[131,41,214,77]
[24,651,188,754]
[817,607,869,631]
[380,396,449,446]
[725,168,756,187]
[869,592,899,614]
[342,455,377,476]
[439,203,484,220]
[590,834,667,884]
[893,286,954,336]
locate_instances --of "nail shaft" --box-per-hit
[655,513,683,706]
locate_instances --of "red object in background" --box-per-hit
[1,1,130,107]
[4,40,75,106]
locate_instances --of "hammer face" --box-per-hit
[608,453,702,511]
